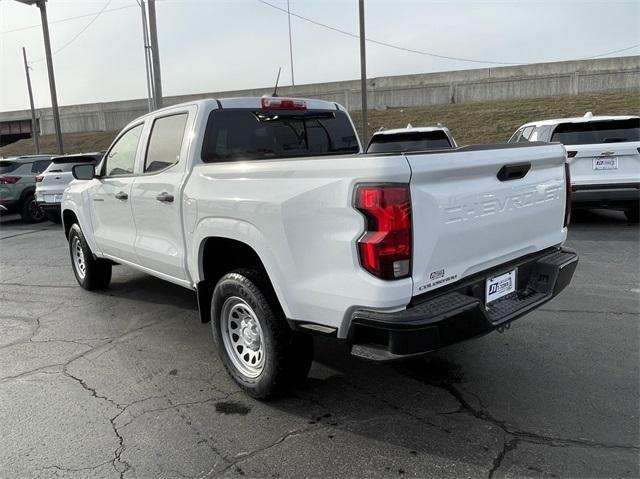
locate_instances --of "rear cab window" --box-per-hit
[551,119,640,145]
[201,109,359,162]
[366,130,452,153]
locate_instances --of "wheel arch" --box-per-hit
[196,234,288,323]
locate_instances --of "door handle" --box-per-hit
[156,192,174,203]
[115,191,128,200]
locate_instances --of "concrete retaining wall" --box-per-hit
[2,56,639,136]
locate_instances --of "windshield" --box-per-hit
[201,109,359,162]
[367,130,452,153]
[551,118,640,145]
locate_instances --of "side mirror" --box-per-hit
[72,164,96,180]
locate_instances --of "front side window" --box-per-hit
[551,119,640,145]
[144,113,188,173]
[201,109,359,162]
[103,124,143,177]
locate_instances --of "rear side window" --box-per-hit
[551,119,640,145]
[32,160,51,174]
[201,109,359,162]
[367,131,452,153]
[0,162,33,175]
[144,113,188,173]
[0,162,19,174]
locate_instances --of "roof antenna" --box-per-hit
[272,67,282,97]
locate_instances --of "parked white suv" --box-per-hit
[366,124,457,153]
[36,153,103,223]
[62,97,578,398]
[509,113,640,222]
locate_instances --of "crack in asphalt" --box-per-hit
[0,228,53,240]
[209,422,327,478]
[488,437,519,479]
[0,281,77,289]
[441,381,638,452]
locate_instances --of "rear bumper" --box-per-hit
[348,247,578,361]
[572,182,640,208]
[0,200,17,213]
[38,202,61,214]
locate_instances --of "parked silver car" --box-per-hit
[36,153,103,223]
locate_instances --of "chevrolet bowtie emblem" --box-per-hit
[601,151,615,156]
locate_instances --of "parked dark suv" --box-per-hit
[0,155,54,222]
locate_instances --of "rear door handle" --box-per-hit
[497,163,531,182]
[156,192,174,203]
[115,191,128,200]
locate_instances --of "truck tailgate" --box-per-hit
[407,143,568,297]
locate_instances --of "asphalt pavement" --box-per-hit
[0,209,638,478]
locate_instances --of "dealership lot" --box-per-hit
[0,211,638,478]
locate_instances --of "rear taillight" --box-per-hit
[35,175,44,183]
[566,150,578,158]
[261,97,306,110]
[355,184,412,280]
[0,176,20,184]
[564,163,571,227]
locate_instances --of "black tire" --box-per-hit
[20,194,45,223]
[624,205,639,224]
[44,211,62,224]
[211,268,313,399]
[68,223,112,290]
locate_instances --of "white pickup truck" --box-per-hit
[63,97,578,398]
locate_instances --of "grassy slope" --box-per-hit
[350,91,639,145]
[1,91,638,157]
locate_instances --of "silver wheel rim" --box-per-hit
[72,236,86,279]
[220,296,265,378]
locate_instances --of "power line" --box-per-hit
[579,42,640,60]
[256,0,640,66]
[1,4,135,35]
[30,0,113,63]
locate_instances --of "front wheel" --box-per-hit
[68,224,112,290]
[211,268,313,399]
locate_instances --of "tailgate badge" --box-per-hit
[601,151,615,156]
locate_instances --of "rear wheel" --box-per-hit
[211,268,313,399]
[624,205,639,223]
[21,194,45,223]
[68,224,112,290]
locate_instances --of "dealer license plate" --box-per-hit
[593,157,618,170]
[486,269,517,304]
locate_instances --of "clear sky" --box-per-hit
[1,0,638,112]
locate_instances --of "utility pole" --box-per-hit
[358,0,368,146]
[147,0,163,109]
[287,0,294,86]
[139,0,155,111]
[22,47,40,154]
[15,0,63,154]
